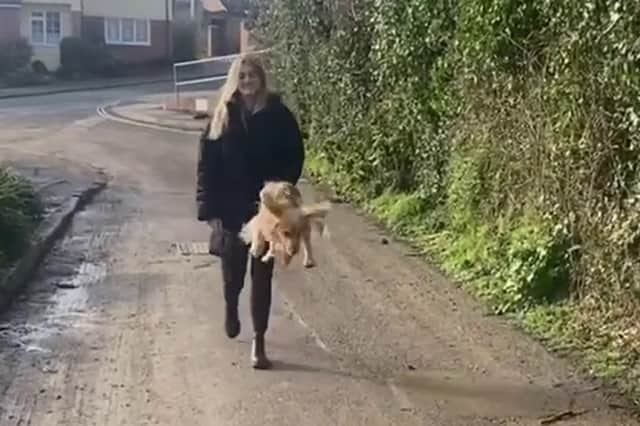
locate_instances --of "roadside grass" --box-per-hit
[0,167,43,271]
[305,153,640,408]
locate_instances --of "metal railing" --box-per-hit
[172,49,271,106]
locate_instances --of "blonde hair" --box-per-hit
[208,54,268,140]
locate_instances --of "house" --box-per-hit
[0,0,173,71]
[81,0,172,66]
[203,0,244,56]
[173,0,196,22]
[0,0,80,70]
[0,1,24,43]
[174,0,251,58]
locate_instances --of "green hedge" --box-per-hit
[254,0,640,399]
[58,37,122,78]
[0,38,33,77]
[0,168,42,270]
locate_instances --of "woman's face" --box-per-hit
[237,64,262,97]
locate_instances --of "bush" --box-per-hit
[0,168,42,269]
[0,38,33,76]
[3,69,50,87]
[172,23,197,62]
[59,36,121,78]
[31,60,48,75]
[255,0,640,399]
[256,0,640,307]
[59,37,92,76]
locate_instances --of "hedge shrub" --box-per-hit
[0,168,42,270]
[0,38,33,76]
[59,37,121,78]
[253,0,640,397]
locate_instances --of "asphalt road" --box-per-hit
[0,87,638,425]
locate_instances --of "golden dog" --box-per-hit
[240,182,330,268]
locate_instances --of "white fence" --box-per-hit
[172,49,271,105]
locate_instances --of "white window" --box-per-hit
[46,12,61,44]
[31,11,61,45]
[104,18,150,46]
[122,18,135,43]
[31,12,44,44]
[106,18,119,43]
[134,20,149,43]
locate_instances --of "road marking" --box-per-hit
[97,103,201,136]
[280,295,331,354]
[73,115,105,128]
[387,379,415,412]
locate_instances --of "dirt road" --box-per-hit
[0,89,637,425]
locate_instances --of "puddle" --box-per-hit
[0,188,133,394]
[60,229,118,252]
[24,345,52,355]
[8,261,107,354]
[51,262,106,312]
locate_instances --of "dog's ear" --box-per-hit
[301,201,331,220]
[265,203,285,216]
[261,192,285,216]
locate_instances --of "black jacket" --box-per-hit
[196,93,305,231]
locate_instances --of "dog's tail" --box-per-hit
[302,201,331,218]
[313,220,331,239]
[303,201,331,238]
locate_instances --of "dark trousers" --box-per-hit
[221,237,274,336]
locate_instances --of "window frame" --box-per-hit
[31,10,62,46]
[104,18,151,46]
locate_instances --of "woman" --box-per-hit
[196,54,305,369]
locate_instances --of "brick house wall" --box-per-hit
[0,6,21,41]
[82,16,170,64]
[206,13,242,56]
[71,10,81,36]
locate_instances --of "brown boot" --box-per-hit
[251,334,272,370]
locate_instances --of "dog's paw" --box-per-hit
[303,258,316,269]
[249,245,261,258]
[261,253,274,263]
